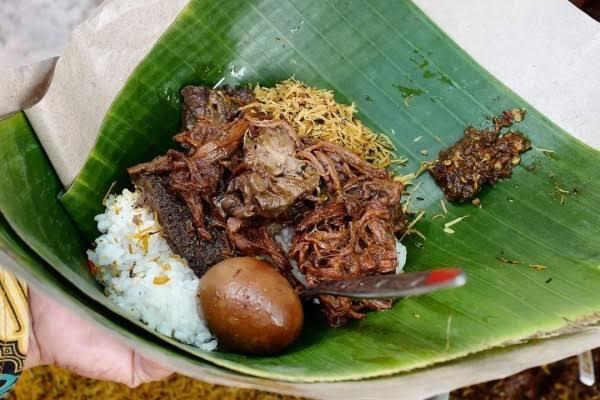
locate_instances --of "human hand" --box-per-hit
[24,287,172,386]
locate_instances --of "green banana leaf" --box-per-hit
[1,0,600,383]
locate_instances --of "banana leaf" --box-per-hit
[1,0,600,383]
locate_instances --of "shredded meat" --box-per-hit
[128,87,306,284]
[129,86,253,266]
[226,218,301,287]
[130,118,249,240]
[429,109,531,202]
[180,85,253,132]
[290,140,406,326]
[128,85,407,326]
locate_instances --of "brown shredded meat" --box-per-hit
[128,85,407,326]
[290,140,406,326]
[226,217,301,288]
[429,109,531,202]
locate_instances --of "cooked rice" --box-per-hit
[87,189,216,350]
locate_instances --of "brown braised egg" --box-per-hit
[198,257,304,355]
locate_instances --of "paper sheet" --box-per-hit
[24,0,189,186]
[0,58,56,118]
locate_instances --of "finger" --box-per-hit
[130,352,173,387]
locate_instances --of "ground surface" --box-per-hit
[10,366,306,400]
[452,350,600,400]
[11,351,599,400]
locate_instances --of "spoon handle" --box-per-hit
[299,267,466,299]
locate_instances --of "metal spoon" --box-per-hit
[299,267,466,299]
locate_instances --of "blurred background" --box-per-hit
[0,0,102,67]
[1,0,599,399]
[1,0,598,68]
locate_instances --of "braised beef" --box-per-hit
[181,85,254,131]
[128,86,253,277]
[226,217,301,288]
[290,140,406,326]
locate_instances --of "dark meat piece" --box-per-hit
[290,140,407,326]
[127,86,253,277]
[282,199,315,225]
[342,176,406,233]
[317,296,394,328]
[178,86,254,152]
[218,119,319,219]
[181,85,254,131]
[133,173,234,277]
[571,0,600,22]
[429,109,531,202]
[290,199,400,326]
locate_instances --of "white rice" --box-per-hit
[274,226,306,285]
[88,190,408,349]
[87,189,217,350]
[395,240,407,274]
